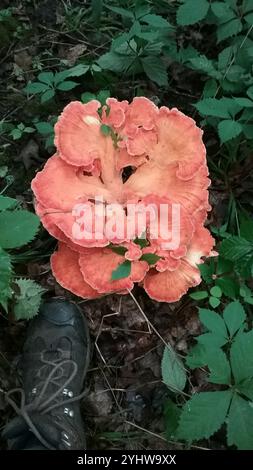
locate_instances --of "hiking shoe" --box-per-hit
[2,298,90,450]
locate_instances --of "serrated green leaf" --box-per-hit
[141,13,172,29]
[0,248,12,307]
[186,343,208,369]
[199,308,228,337]
[41,89,55,103]
[203,79,218,98]
[176,391,232,441]
[190,290,208,300]
[247,86,253,100]
[230,330,253,383]
[218,120,242,143]
[216,278,239,299]
[105,5,134,19]
[211,2,235,18]
[207,348,231,385]
[56,80,78,91]
[164,398,181,439]
[195,98,230,118]
[244,12,253,24]
[197,332,228,348]
[97,51,135,73]
[0,195,17,211]
[220,236,253,261]
[0,210,40,249]
[217,18,242,43]
[14,278,45,320]
[111,260,131,280]
[227,394,253,449]
[141,56,168,86]
[161,346,186,393]
[38,71,54,85]
[223,301,246,337]
[218,46,233,70]
[25,82,49,94]
[189,55,220,79]
[237,378,253,401]
[177,0,209,26]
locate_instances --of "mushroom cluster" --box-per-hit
[32,97,215,302]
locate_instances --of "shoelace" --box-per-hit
[5,348,86,450]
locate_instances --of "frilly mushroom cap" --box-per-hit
[32,96,215,302]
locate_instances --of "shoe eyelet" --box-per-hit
[64,407,74,417]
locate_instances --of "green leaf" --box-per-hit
[0,248,12,310]
[41,89,55,103]
[38,71,54,85]
[177,0,209,26]
[207,348,231,385]
[247,86,253,100]
[100,124,111,136]
[97,89,110,105]
[35,122,54,135]
[237,378,253,401]
[233,97,253,107]
[186,344,208,369]
[217,19,242,43]
[109,245,127,256]
[176,391,232,441]
[0,166,8,178]
[198,262,215,283]
[209,296,221,308]
[111,260,131,280]
[133,237,149,249]
[164,398,181,440]
[218,46,233,70]
[189,56,220,79]
[161,346,187,393]
[141,14,172,29]
[141,56,168,86]
[223,301,246,338]
[140,253,161,265]
[211,2,235,18]
[105,5,134,19]
[0,210,40,249]
[230,330,253,383]
[0,195,17,211]
[216,278,239,299]
[14,278,45,321]
[56,80,78,91]
[220,236,253,261]
[203,79,218,98]
[198,332,228,348]
[81,92,96,103]
[10,128,22,140]
[194,98,230,118]
[97,51,135,73]
[190,290,208,300]
[199,308,227,337]
[25,82,49,94]
[227,395,253,450]
[218,120,242,143]
[244,12,253,24]
[66,64,90,77]
[210,285,222,298]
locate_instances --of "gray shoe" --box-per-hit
[3,299,90,450]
